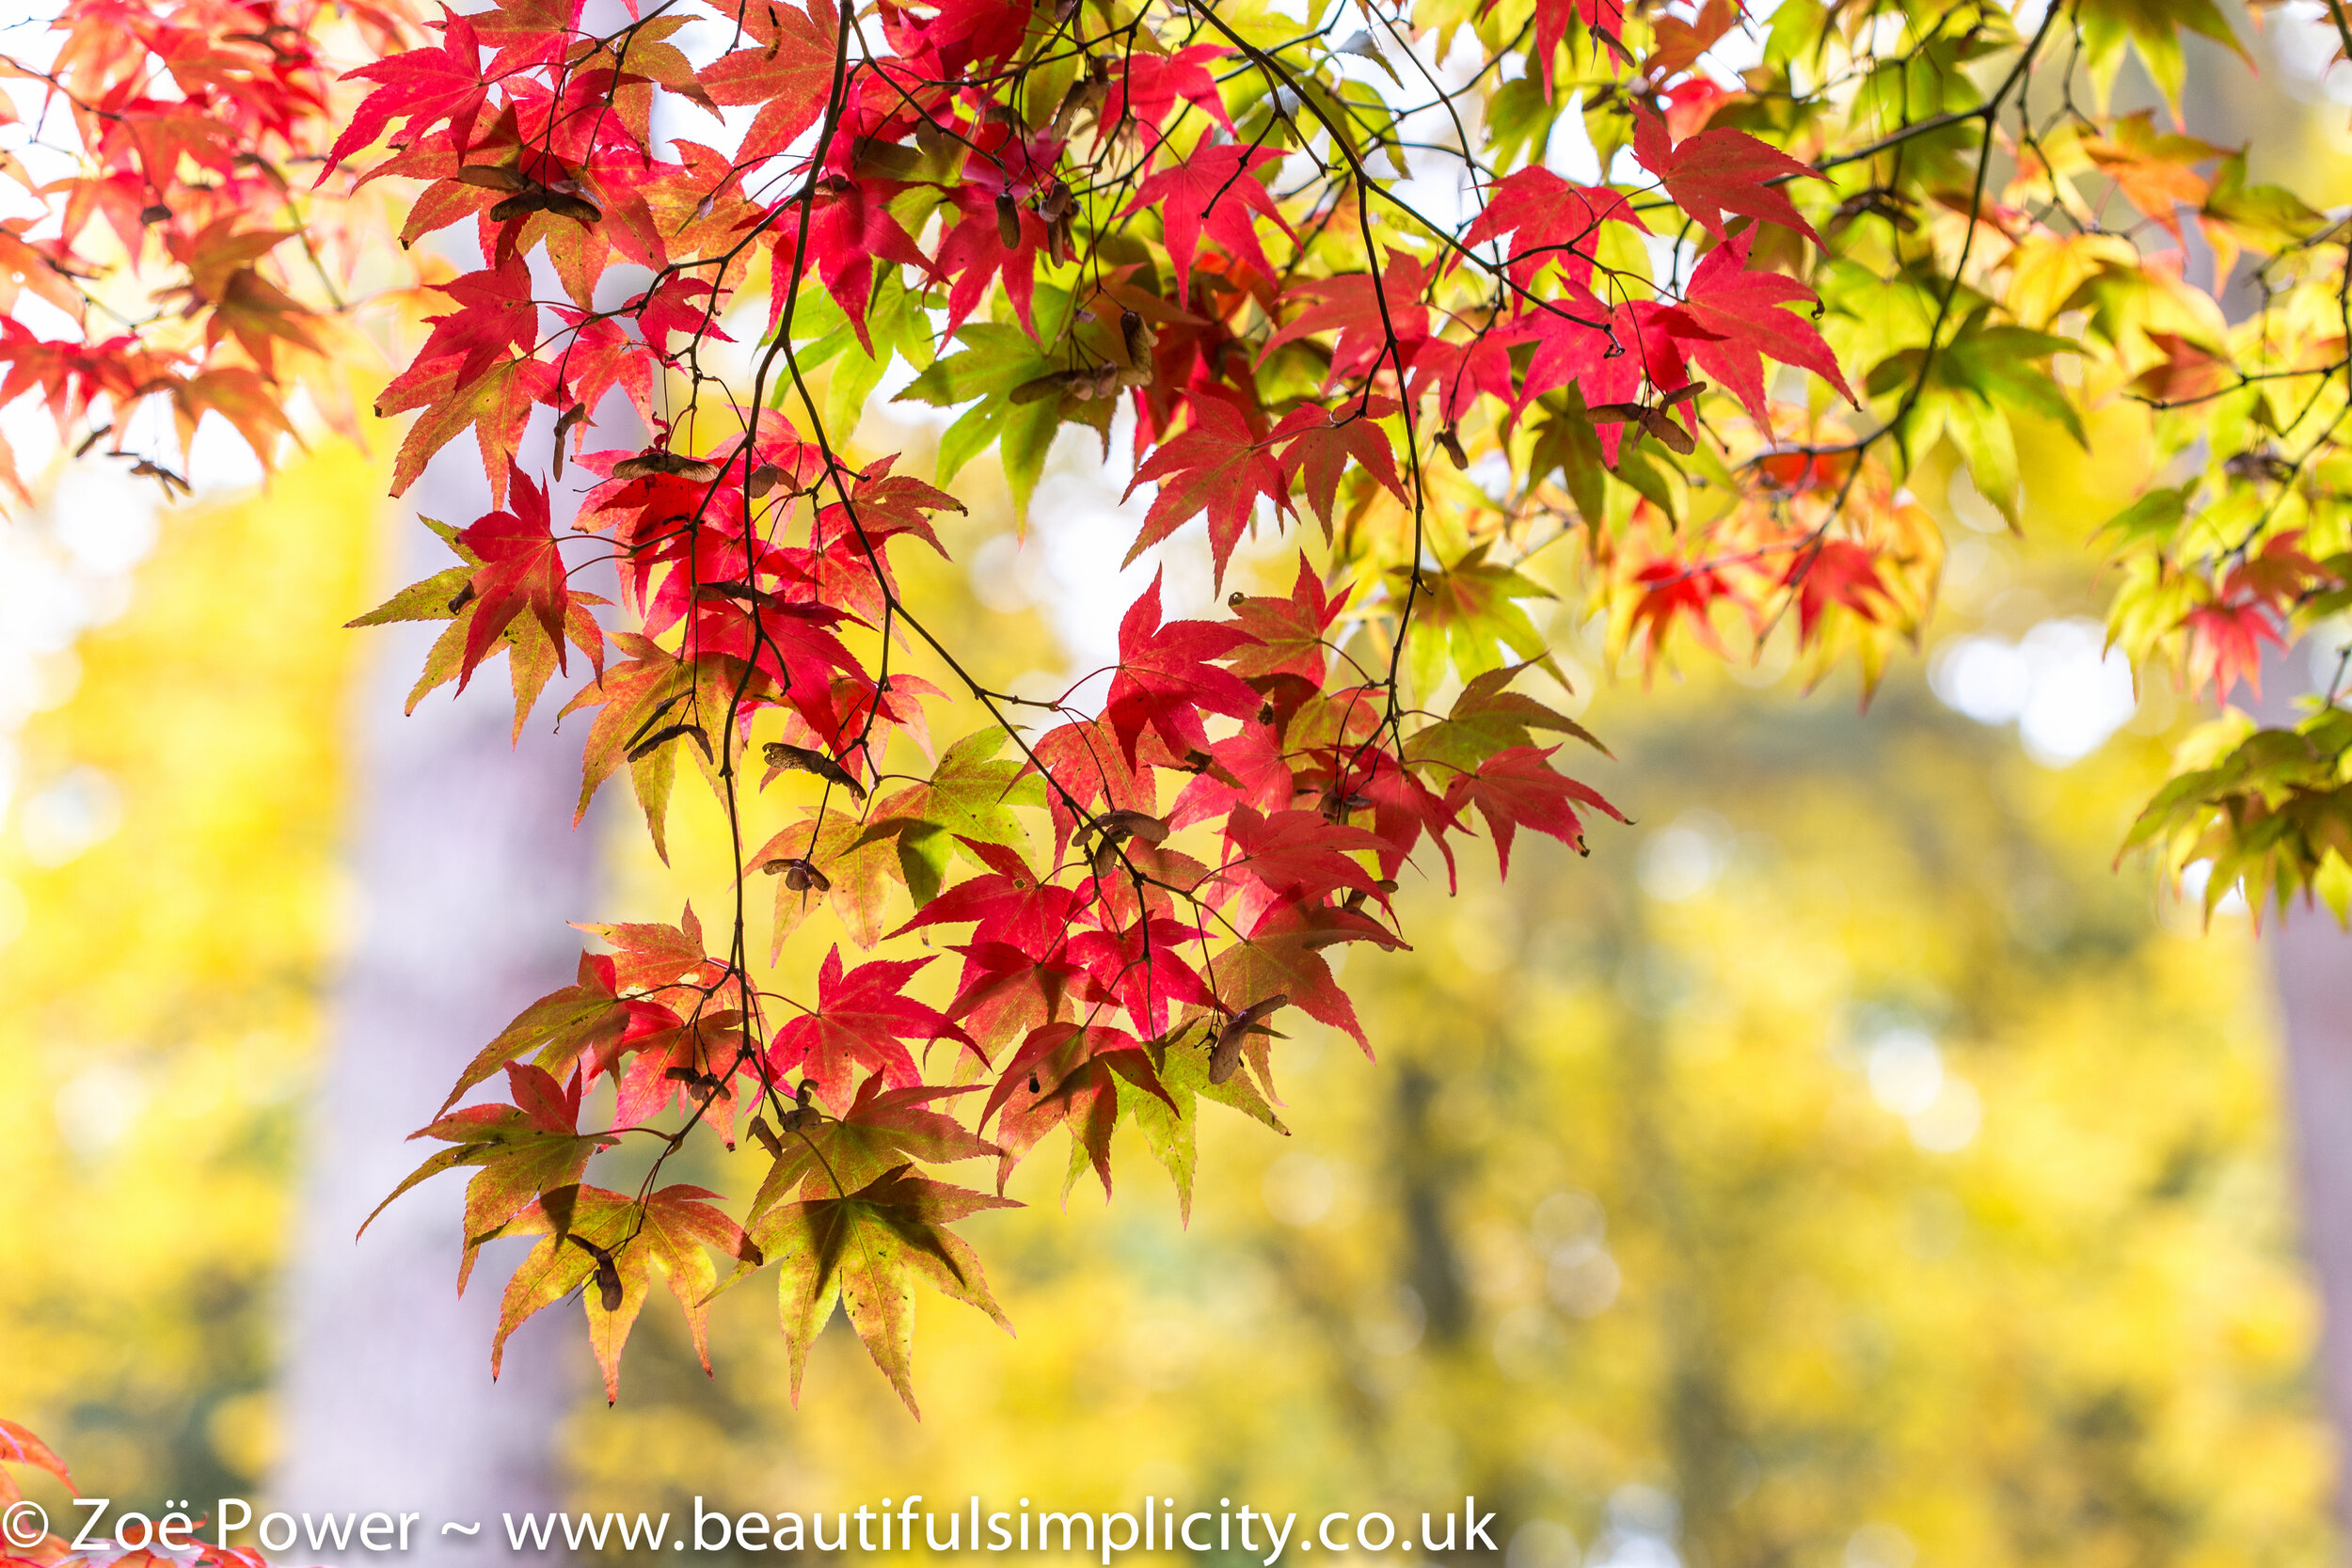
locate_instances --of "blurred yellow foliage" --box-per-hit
[0,444,381,1503]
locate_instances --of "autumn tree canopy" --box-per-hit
[1,0,2346,1415]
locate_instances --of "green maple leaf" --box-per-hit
[747,1079,1002,1224]
[893,288,1108,517]
[1120,1023,1287,1224]
[1407,663,1604,778]
[735,1164,1018,1417]
[866,726,1045,903]
[1392,543,1559,701]
[489,1183,760,1404]
[1868,315,2083,520]
[2074,0,2244,107]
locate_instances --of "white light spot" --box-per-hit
[1908,1079,1982,1154]
[1531,1188,1605,1263]
[1547,1250,1621,1318]
[55,1061,148,1158]
[19,766,121,867]
[1263,1150,1336,1227]
[1930,617,2137,766]
[1866,1028,1944,1117]
[1637,812,1731,902]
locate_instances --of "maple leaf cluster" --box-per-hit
[13,0,2352,1410]
[0,0,422,499]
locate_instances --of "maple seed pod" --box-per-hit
[139,202,172,226]
[1011,371,1069,404]
[1120,308,1150,366]
[995,190,1022,247]
[613,449,723,483]
[746,462,784,498]
[596,1260,624,1312]
[750,1115,784,1158]
[487,183,603,226]
[1438,426,1470,468]
[1090,809,1169,845]
[763,856,832,893]
[453,164,529,192]
[763,740,867,800]
[551,404,589,475]
[1210,995,1291,1085]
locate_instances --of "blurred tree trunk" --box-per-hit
[274,459,589,1563]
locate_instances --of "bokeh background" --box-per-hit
[8,11,2352,1568]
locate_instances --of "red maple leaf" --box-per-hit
[1261,254,1434,382]
[896,840,1084,950]
[1205,900,1397,1055]
[576,904,723,995]
[770,179,937,351]
[2221,530,2332,611]
[1128,143,1293,300]
[1225,552,1346,687]
[1103,569,1262,767]
[933,181,1049,333]
[695,0,839,164]
[1168,718,1296,830]
[1124,398,1289,582]
[392,252,541,397]
[548,309,655,427]
[1029,715,1155,859]
[457,463,572,689]
[323,8,491,174]
[769,947,975,1112]
[2185,601,2283,702]
[1520,0,1628,85]
[1628,555,1737,657]
[1462,167,1645,287]
[1784,539,1887,646]
[1442,745,1622,875]
[1067,912,1215,1036]
[1104,45,1235,141]
[1211,804,1390,929]
[980,1020,1171,1195]
[943,937,1091,1059]
[1672,230,1854,422]
[1358,749,1462,888]
[1632,106,1822,245]
[1271,400,1406,532]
